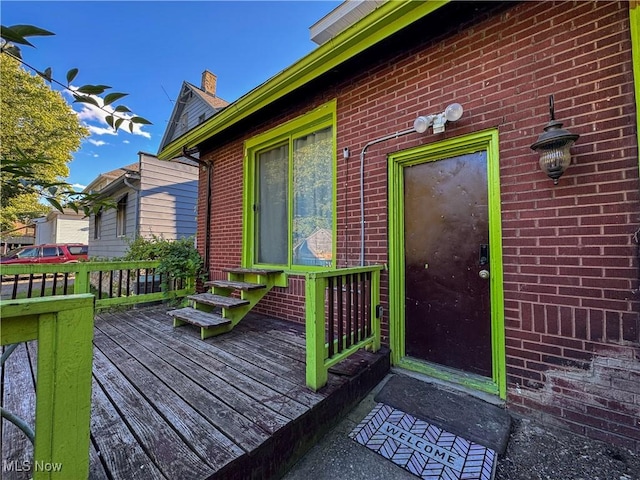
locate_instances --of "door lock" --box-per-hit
[479,269,490,280]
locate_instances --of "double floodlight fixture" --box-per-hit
[414,102,464,134]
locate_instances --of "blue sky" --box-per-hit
[2,0,341,188]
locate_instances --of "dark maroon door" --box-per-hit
[403,151,492,377]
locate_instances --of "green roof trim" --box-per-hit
[158,0,449,160]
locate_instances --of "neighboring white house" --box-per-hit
[84,152,199,259]
[33,209,89,245]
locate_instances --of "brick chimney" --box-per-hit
[201,70,217,95]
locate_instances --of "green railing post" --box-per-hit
[371,268,381,352]
[1,295,94,480]
[305,273,328,391]
[73,263,91,295]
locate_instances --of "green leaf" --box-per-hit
[115,118,125,131]
[42,66,52,82]
[76,84,111,95]
[46,197,63,213]
[130,116,152,125]
[1,25,34,46]
[66,68,79,84]
[114,105,132,113]
[73,94,100,107]
[129,122,134,133]
[103,92,128,106]
[82,206,91,217]
[105,115,114,128]
[7,25,55,38]
[68,203,79,214]
[47,186,58,195]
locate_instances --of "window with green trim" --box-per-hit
[244,101,336,270]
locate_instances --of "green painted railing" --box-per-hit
[1,261,195,309]
[305,265,383,390]
[1,294,94,479]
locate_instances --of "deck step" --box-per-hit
[188,293,249,309]
[223,267,284,276]
[167,307,231,328]
[205,280,265,291]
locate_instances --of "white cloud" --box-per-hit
[87,125,117,136]
[93,154,99,158]
[123,140,130,144]
[71,183,87,191]
[88,139,107,146]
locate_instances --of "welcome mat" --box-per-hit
[349,403,496,480]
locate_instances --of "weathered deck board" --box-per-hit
[91,345,214,479]
[97,319,289,439]
[130,308,324,406]
[2,305,389,479]
[90,379,167,480]
[1,343,35,480]
[106,312,309,420]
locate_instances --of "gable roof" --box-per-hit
[83,162,139,194]
[159,73,229,152]
[157,0,448,160]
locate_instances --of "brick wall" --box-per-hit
[197,1,639,449]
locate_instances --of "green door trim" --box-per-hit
[388,128,506,399]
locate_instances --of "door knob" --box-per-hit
[479,269,490,280]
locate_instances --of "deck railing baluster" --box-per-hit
[118,270,123,297]
[12,275,18,299]
[27,274,34,298]
[52,272,58,296]
[346,274,352,348]
[98,271,103,300]
[126,269,131,296]
[304,265,383,391]
[328,277,334,357]
[337,275,343,353]
[40,274,47,297]
[63,272,69,295]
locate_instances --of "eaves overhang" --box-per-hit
[157,0,449,160]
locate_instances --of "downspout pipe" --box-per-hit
[182,146,213,277]
[358,127,415,266]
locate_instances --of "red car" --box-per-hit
[0,244,88,264]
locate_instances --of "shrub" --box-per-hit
[124,235,203,286]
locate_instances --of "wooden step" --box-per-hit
[167,307,230,328]
[204,280,265,291]
[188,293,249,309]
[224,267,284,276]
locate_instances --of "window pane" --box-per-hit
[257,145,288,264]
[117,195,127,236]
[42,247,59,257]
[292,127,333,266]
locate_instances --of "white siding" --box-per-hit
[55,216,89,244]
[138,155,198,240]
[88,186,138,259]
[35,220,53,244]
[34,213,88,244]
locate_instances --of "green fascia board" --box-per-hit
[158,0,449,160]
[629,1,640,177]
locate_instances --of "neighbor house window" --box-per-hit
[116,195,127,236]
[244,100,336,269]
[94,211,102,239]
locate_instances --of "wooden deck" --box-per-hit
[1,305,389,479]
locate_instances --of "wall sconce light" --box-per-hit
[414,103,464,134]
[530,95,579,185]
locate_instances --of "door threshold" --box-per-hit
[394,358,505,404]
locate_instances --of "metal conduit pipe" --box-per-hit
[358,128,415,266]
